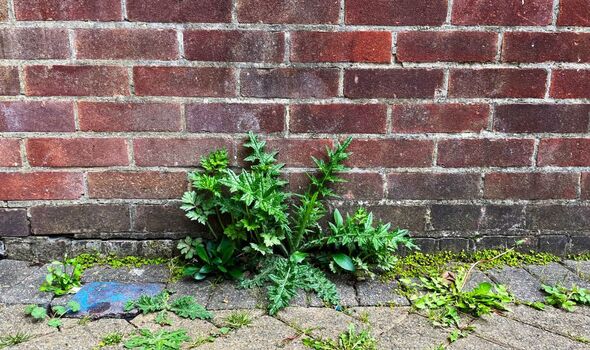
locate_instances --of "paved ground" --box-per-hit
[1,259,590,349]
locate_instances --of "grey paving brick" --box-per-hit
[356,279,409,306]
[525,262,590,289]
[486,266,545,302]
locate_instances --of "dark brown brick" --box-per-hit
[583,173,590,200]
[78,102,182,132]
[265,139,333,167]
[452,0,553,25]
[558,0,590,26]
[484,173,578,199]
[184,30,284,63]
[75,29,178,60]
[397,31,497,63]
[346,139,434,168]
[338,205,426,232]
[88,171,187,199]
[503,32,590,63]
[538,139,590,167]
[569,236,590,255]
[345,69,444,99]
[186,103,285,133]
[387,173,481,200]
[480,205,525,230]
[438,139,535,168]
[0,28,70,59]
[14,0,122,20]
[127,0,231,23]
[346,0,447,25]
[431,205,481,231]
[26,138,128,167]
[538,236,569,255]
[0,209,28,237]
[449,69,547,98]
[30,205,130,235]
[134,67,236,97]
[134,205,201,233]
[527,205,590,230]
[241,68,339,98]
[237,0,339,24]
[0,139,20,167]
[0,101,75,132]
[494,104,590,133]
[438,238,472,252]
[0,172,84,200]
[0,67,20,95]
[551,70,590,99]
[133,138,233,167]
[290,104,387,134]
[393,104,489,133]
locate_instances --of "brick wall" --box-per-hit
[1,0,590,260]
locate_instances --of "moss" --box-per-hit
[71,253,170,270]
[568,253,590,261]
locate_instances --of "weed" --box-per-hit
[542,284,590,311]
[302,324,377,350]
[447,326,475,343]
[95,332,123,348]
[24,301,80,328]
[78,315,92,325]
[572,335,590,344]
[0,331,32,348]
[223,311,252,329]
[124,291,212,321]
[39,258,83,296]
[124,329,190,350]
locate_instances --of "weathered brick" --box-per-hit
[88,172,187,199]
[387,173,481,200]
[503,33,590,63]
[569,236,590,255]
[241,69,339,98]
[494,104,590,133]
[558,0,590,26]
[30,205,130,235]
[527,205,590,230]
[78,102,182,132]
[0,172,83,200]
[291,31,391,63]
[24,65,128,96]
[0,139,20,167]
[75,29,178,60]
[134,67,236,97]
[0,209,28,237]
[0,66,20,95]
[0,28,69,59]
[336,205,426,232]
[397,31,497,63]
[538,236,569,255]
[345,69,444,99]
[438,238,472,252]
[0,101,75,132]
[550,70,590,98]
[127,0,231,23]
[452,0,553,25]
[134,205,200,233]
[431,205,481,231]
[449,69,547,98]
[480,205,525,230]
[346,139,434,168]
[133,138,233,167]
[346,0,447,25]
[237,0,339,24]
[290,104,387,134]
[26,138,128,167]
[184,30,284,63]
[484,173,578,199]
[0,0,6,21]
[393,104,489,133]
[14,0,122,20]
[437,139,535,168]
[582,173,590,200]
[538,138,590,167]
[290,172,383,200]
[265,139,333,167]
[186,103,284,133]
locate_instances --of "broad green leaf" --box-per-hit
[332,253,356,272]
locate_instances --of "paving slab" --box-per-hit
[525,262,590,289]
[0,265,53,305]
[347,306,410,335]
[130,312,217,339]
[356,279,409,306]
[308,275,358,307]
[0,260,40,293]
[449,334,510,349]
[209,308,265,328]
[377,313,448,349]
[0,304,60,339]
[486,266,545,302]
[276,307,363,340]
[562,260,590,282]
[82,318,135,340]
[10,326,99,350]
[82,265,171,284]
[505,304,590,341]
[463,269,494,291]
[166,280,214,306]
[206,281,264,310]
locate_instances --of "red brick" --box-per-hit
[503,32,590,63]
[494,104,590,133]
[0,0,6,21]
[393,104,489,133]
[241,69,339,98]
[398,31,497,63]
[0,172,83,200]
[134,205,199,233]
[551,70,590,99]
[26,138,128,167]
[582,173,590,199]
[24,65,128,97]
[449,69,547,98]
[438,139,535,168]
[289,171,384,200]
[14,0,121,20]
[538,139,590,167]
[133,138,233,167]
[186,103,285,133]
[88,171,187,199]
[346,0,447,25]
[0,101,75,132]
[346,139,434,168]
[134,67,236,97]
[127,0,231,23]
[0,28,69,59]
[237,0,339,24]
[0,67,20,95]
[30,205,130,235]
[452,0,553,25]
[558,0,590,26]
[264,139,333,167]
[78,102,181,132]
[387,173,481,200]
[75,29,178,60]
[484,173,578,199]
[290,104,387,134]
[291,31,392,63]
[184,30,284,63]
[0,139,21,167]
[0,209,28,237]
[345,69,444,99]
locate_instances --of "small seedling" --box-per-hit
[124,291,212,322]
[24,301,80,328]
[0,331,32,348]
[447,326,475,343]
[302,324,377,350]
[542,284,590,311]
[40,258,83,296]
[223,311,252,329]
[124,329,190,350]
[96,332,124,348]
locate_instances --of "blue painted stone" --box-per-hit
[69,281,164,318]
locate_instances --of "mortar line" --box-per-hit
[6,0,15,21]
[121,0,128,20]
[552,0,561,27]
[339,0,346,25]
[445,0,454,25]
[231,0,238,24]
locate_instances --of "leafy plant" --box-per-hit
[24,301,80,328]
[39,258,83,296]
[124,329,190,350]
[96,332,124,348]
[178,237,242,280]
[223,311,252,329]
[542,284,590,311]
[124,291,212,321]
[0,332,31,349]
[302,324,377,350]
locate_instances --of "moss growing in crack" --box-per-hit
[71,253,170,270]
